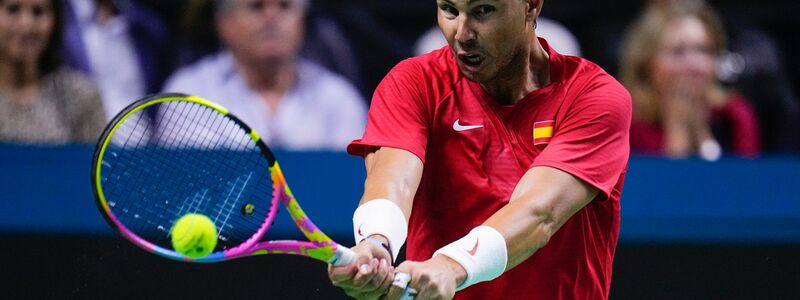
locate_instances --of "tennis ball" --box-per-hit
[171,213,218,258]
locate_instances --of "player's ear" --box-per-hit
[524,0,543,26]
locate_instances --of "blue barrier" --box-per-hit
[621,156,800,243]
[1,144,799,243]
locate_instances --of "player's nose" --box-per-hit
[454,17,477,45]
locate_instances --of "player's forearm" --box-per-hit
[484,196,562,269]
[432,167,598,290]
[359,147,423,219]
[361,176,415,220]
[484,166,598,269]
[352,147,424,261]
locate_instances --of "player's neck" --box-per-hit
[482,35,550,105]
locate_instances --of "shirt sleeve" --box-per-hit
[532,75,632,198]
[347,60,432,162]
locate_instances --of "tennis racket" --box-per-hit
[91,93,416,298]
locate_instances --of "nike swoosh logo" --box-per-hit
[357,225,363,237]
[467,238,479,256]
[453,119,484,132]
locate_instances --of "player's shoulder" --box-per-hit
[390,46,457,84]
[377,46,458,106]
[556,55,631,106]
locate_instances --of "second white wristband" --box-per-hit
[433,225,508,291]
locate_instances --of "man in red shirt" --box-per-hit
[329,0,630,299]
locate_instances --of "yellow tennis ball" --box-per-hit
[171,213,218,258]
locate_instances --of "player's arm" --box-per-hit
[386,166,597,299]
[329,147,423,299]
[485,166,598,269]
[359,146,421,222]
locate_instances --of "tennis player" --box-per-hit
[329,0,631,299]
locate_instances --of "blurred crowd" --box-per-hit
[0,0,797,158]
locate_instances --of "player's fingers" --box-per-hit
[408,272,432,300]
[329,251,363,284]
[368,258,395,293]
[384,275,415,300]
[384,263,415,300]
[328,263,358,285]
[331,243,374,284]
[341,244,377,284]
[352,258,380,288]
[383,279,404,300]
[352,258,395,300]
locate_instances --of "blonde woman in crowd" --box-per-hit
[620,0,759,160]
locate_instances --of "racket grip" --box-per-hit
[400,287,418,300]
[393,272,418,299]
[331,246,357,266]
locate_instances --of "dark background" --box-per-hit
[4,235,800,299]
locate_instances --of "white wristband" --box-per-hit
[433,225,507,291]
[352,199,407,262]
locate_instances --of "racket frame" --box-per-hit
[91,93,353,265]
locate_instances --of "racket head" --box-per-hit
[91,93,339,263]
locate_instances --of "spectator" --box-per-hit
[163,0,366,151]
[620,0,760,160]
[61,0,173,118]
[0,0,106,144]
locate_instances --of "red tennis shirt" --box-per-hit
[348,39,631,299]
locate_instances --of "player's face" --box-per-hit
[216,0,305,63]
[437,0,531,82]
[0,0,54,66]
[651,16,716,96]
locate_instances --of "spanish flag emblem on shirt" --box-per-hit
[533,120,554,145]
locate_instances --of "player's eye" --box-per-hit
[439,4,458,18]
[473,5,495,19]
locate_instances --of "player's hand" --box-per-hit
[383,255,466,300]
[329,237,395,299]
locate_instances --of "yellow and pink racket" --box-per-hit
[91,94,415,298]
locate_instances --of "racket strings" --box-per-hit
[153,102,273,245]
[105,102,201,242]
[139,104,268,247]
[101,100,276,251]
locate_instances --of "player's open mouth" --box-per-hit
[458,53,484,68]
